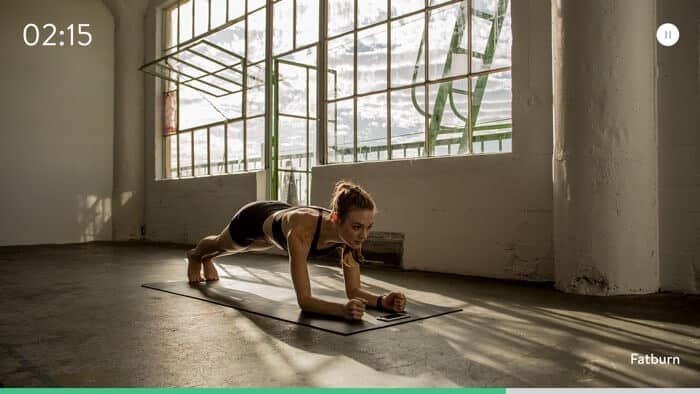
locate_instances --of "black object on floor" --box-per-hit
[142,278,461,335]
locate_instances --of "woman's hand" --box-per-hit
[382,292,407,312]
[343,297,367,320]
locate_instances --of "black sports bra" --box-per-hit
[271,206,342,258]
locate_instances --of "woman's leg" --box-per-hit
[187,224,239,282]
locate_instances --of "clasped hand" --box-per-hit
[381,291,407,312]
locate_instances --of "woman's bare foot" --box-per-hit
[186,249,204,282]
[203,260,219,281]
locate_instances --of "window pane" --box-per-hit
[273,0,293,56]
[309,118,316,167]
[246,63,265,116]
[429,78,468,156]
[193,128,208,176]
[429,2,467,80]
[247,8,266,63]
[179,86,222,130]
[391,0,423,18]
[391,87,425,158]
[179,0,193,43]
[165,6,178,49]
[205,21,245,58]
[211,0,227,28]
[279,62,310,118]
[176,49,220,73]
[391,13,424,87]
[179,132,193,177]
[328,0,353,37]
[357,23,387,94]
[327,98,354,163]
[278,116,308,171]
[246,117,265,170]
[472,0,512,72]
[228,0,244,20]
[210,125,226,174]
[227,121,245,172]
[328,34,354,99]
[194,0,209,36]
[472,71,511,153]
[357,92,387,162]
[296,0,319,47]
[279,171,307,205]
[166,135,178,178]
[249,0,265,12]
[358,0,387,28]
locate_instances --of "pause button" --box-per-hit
[656,23,679,47]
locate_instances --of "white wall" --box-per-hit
[0,0,114,245]
[657,0,700,293]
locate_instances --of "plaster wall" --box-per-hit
[657,0,700,293]
[0,0,114,245]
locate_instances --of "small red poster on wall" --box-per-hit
[163,91,177,136]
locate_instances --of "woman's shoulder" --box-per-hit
[283,207,320,239]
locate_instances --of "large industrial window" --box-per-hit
[327,0,511,162]
[150,0,268,178]
[147,0,511,202]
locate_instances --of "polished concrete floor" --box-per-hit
[0,242,698,387]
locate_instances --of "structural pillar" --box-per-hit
[551,0,659,294]
[103,0,149,240]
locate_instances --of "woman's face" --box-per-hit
[337,209,375,248]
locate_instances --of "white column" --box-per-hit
[551,0,659,294]
[103,0,149,240]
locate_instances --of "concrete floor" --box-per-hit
[0,242,698,387]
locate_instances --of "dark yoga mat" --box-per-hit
[142,278,461,335]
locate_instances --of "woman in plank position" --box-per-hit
[186,180,407,321]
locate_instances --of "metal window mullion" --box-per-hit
[353,0,358,162]
[177,132,181,178]
[306,66,310,204]
[190,130,195,176]
[293,0,297,50]
[208,0,211,31]
[467,0,473,154]
[207,126,211,175]
[224,121,229,173]
[424,1,429,158]
[242,0,249,172]
[318,0,328,165]
[173,2,182,178]
[191,0,195,41]
[265,0,273,198]
[387,0,391,160]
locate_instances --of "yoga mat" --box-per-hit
[142,278,461,335]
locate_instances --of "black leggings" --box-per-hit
[228,201,291,247]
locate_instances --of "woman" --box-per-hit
[186,180,407,321]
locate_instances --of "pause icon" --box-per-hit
[656,23,679,47]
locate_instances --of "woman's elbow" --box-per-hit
[297,296,313,311]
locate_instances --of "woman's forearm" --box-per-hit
[349,288,380,308]
[298,296,345,318]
